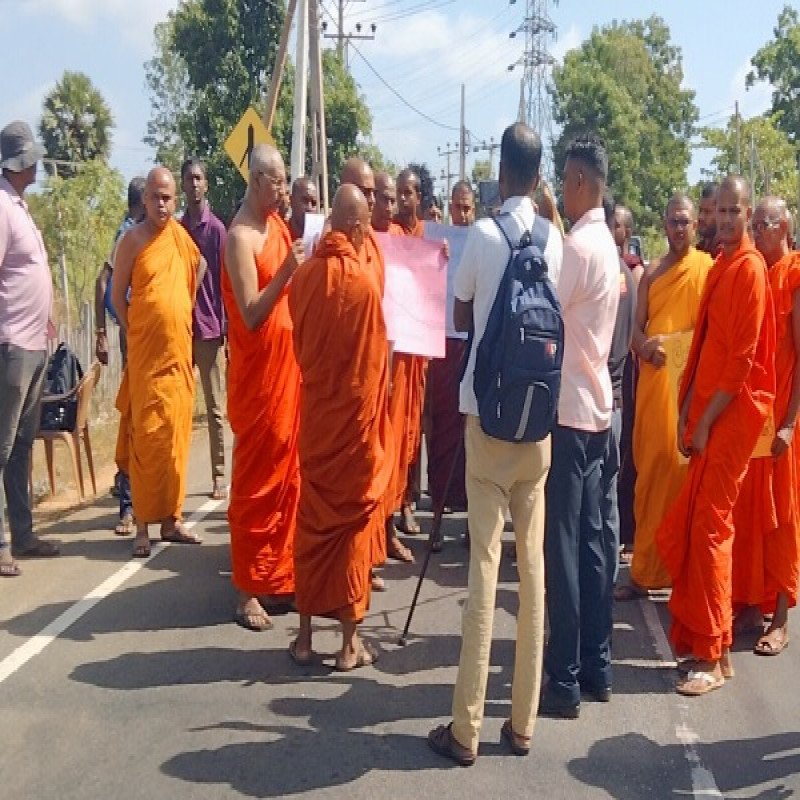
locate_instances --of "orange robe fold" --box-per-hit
[632,248,709,589]
[389,216,428,511]
[115,218,198,523]
[733,252,800,612]
[656,236,776,661]
[223,213,299,597]
[290,232,394,622]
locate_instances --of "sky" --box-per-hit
[0,0,795,197]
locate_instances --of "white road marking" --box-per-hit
[640,598,723,799]
[0,497,224,686]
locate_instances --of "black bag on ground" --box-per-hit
[39,343,83,432]
[473,213,563,443]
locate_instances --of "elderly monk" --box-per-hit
[372,172,403,235]
[112,167,207,557]
[615,195,711,600]
[426,180,474,520]
[223,145,305,631]
[656,176,775,696]
[385,168,428,560]
[731,197,799,655]
[289,184,393,670]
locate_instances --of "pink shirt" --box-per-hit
[0,176,53,351]
[556,207,620,432]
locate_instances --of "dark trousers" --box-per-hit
[601,408,623,586]
[0,344,47,554]
[544,423,612,704]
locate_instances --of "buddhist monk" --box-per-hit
[289,184,393,670]
[426,181,474,520]
[656,176,776,696]
[111,167,207,557]
[731,197,799,655]
[287,176,318,241]
[372,172,402,235]
[615,195,711,600]
[223,144,305,631]
[385,168,427,559]
[340,157,392,591]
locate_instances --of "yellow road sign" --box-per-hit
[224,108,274,183]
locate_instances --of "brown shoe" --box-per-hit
[427,723,476,767]
[13,539,60,558]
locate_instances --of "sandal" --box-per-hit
[132,536,151,558]
[427,723,477,767]
[676,670,724,697]
[397,506,420,535]
[289,638,315,666]
[234,604,273,632]
[160,522,202,545]
[0,559,21,577]
[388,535,415,564]
[371,572,386,592]
[212,480,229,501]
[501,719,530,756]
[115,512,135,537]
[754,627,789,656]
[335,641,379,672]
[14,539,60,558]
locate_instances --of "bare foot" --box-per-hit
[335,638,378,671]
[234,597,273,631]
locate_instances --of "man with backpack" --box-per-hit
[0,120,60,577]
[539,134,620,719]
[428,122,563,765]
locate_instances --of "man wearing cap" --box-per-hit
[0,120,60,577]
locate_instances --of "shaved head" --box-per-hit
[249,143,282,179]
[719,175,750,204]
[340,157,375,213]
[666,192,694,217]
[144,166,177,229]
[372,172,397,231]
[664,192,696,257]
[331,183,369,252]
[246,144,286,215]
[375,172,394,193]
[397,168,420,193]
[716,174,752,252]
[396,169,421,225]
[753,195,790,266]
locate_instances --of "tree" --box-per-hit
[748,6,800,144]
[27,161,126,322]
[699,113,798,216]
[471,159,491,185]
[39,71,114,178]
[551,15,698,232]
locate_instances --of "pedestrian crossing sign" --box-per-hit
[224,108,274,183]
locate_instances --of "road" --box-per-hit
[1,427,798,799]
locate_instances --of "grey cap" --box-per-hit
[0,121,46,171]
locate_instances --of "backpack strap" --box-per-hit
[530,213,550,255]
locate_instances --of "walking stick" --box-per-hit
[398,417,465,646]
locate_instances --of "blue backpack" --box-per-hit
[473,213,563,443]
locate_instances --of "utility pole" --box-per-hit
[473,138,500,178]
[735,100,741,174]
[308,0,329,212]
[508,0,558,180]
[290,0,310,184]
[322,0,375,70]
[438,142,459,202]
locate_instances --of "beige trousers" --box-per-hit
[451,415,550,752]
[192,337,225,482]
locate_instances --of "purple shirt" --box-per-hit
[181,204,227,340]
[0,176,53,351]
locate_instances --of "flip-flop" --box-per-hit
[427,723,477,767]
[676,670,724,697]
[388,537,415,563]
[0,560,21,577]
[335,641,379,672]
[289,638,315,666]
[754,628,789,656]
[234,606,273,631]
[132,538,151,558]
[160,523,202,545]
[501,719,530,756]
[115,513,135,537]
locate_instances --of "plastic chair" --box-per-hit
[34,360,102,500]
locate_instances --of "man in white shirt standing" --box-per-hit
[540,133,620,718]
[428,122,563,765]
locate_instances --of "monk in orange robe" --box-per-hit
[731,197,800,655]
[111,167,206,557]
[615,195,710,600]
[656,176,776,696]
[372,172,403,237]
[223,144,305,631]
[289,185,393,669]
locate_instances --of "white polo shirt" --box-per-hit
[453,195,563,418]
[556,207,620,432]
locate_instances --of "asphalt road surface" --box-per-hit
[1,427,798,799]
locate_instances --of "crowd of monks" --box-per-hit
[108,150,797,692]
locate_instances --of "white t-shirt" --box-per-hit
[555,207,620,432]
[453,195,563,418]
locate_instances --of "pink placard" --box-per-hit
[376,232,447,358]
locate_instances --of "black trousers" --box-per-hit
[544,423,612,704]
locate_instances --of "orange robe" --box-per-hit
[290,231,393,621]
[389,216,428,511]
[656,236,776,661]
[733,252,800,612]
[222,213,299,597]
[115,218,198,523]
[632,248,710,588]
